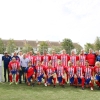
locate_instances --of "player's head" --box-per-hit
[85,60,89,67]
[19,51,23,55]
[52,50,56,55]
[48,61,52,68]
[95,50,99,55]
[37,61,41,66]
[13,52,17,56]
[76,60,81,66]
[80,49,84,55]
[29,51,33,55]
[62,49,66,54]
[23,54,26,59]
[28,61,32,67]
[58,60,61,65]
[68,61,73,67]
[44,50,47,55]
[71,50,75,55]
[4,51,8,56]
[89,48,93,54]
[12,57,16,62]
[37,51,40,55]
[95,61,100,67]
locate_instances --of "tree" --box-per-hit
[49,46,61,54]
[39,41,48,54]
[73,43,83,54]
[0,38,4,54]
[22,43,33,53]
[94,37,100,50]
[6,39,16,54]
[61,38,74,54]
[84,43,94,53]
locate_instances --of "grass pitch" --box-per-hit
[0,82,99,100]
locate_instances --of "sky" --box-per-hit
[0,0,100,47]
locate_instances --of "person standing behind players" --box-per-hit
[60,49,70,67]
[50,50,58,68]
[2,51,11,82]
[20,54,30,83]
[86,48,95,67]
[26,51,34,66]
[79,49,87,66]
[8,57,20,85]
[34,51,42,66]
[70,50,79,66]
[12,52,20,62]
[96,51,100,62]
[42,50,50,66]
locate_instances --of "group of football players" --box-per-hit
[7,49,100,90]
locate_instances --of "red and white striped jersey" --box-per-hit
[27,55,34,65]
[56,66,64,77]
[36,66,44,77]
[70,55,79,66]
[79,54,86,66]
[50,55,58,67]
[67,66,75,77]
[34,56,42,65]
[75,66,83,77]
[84,67,94,79]
[60,54,69,66]
[42,55,50,66]
[94,66,100,74]
[46,67,55,76]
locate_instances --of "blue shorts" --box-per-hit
[37,74,44,82]
[28,75,33,82]
[85,78,91,85]
[69,77,74,84]
[47,76,53,84]
[95,75,100,82]
[58,77,62,83]
[11,71,18,75]
[78,78,82,84]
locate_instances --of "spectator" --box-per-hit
[19,54,30,83]
[2,51,11,82]
[96,51,100,62]
[0,54,3,82]
[86,48,96,67]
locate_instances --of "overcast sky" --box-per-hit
[0,0,100,47]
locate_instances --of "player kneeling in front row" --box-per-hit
[25,61,35,86]
[56,60,66,88]
[35,61,47,86]
[46,61,56,87]
[9,57,20,85]
[74,61,85,90]
[84,60,94,91]
[94,61,100,90]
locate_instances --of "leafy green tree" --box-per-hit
[84,43,94,53]
[39,41,48,54]
[49,46,61,54]
[0,38,4,53]
[22,43,33,53]
[6,39,16,54]
[94,37,100,50]
[61,38,74,54]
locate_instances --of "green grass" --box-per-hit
[0,83,100,100]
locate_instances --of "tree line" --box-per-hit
[0,37,100,54]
